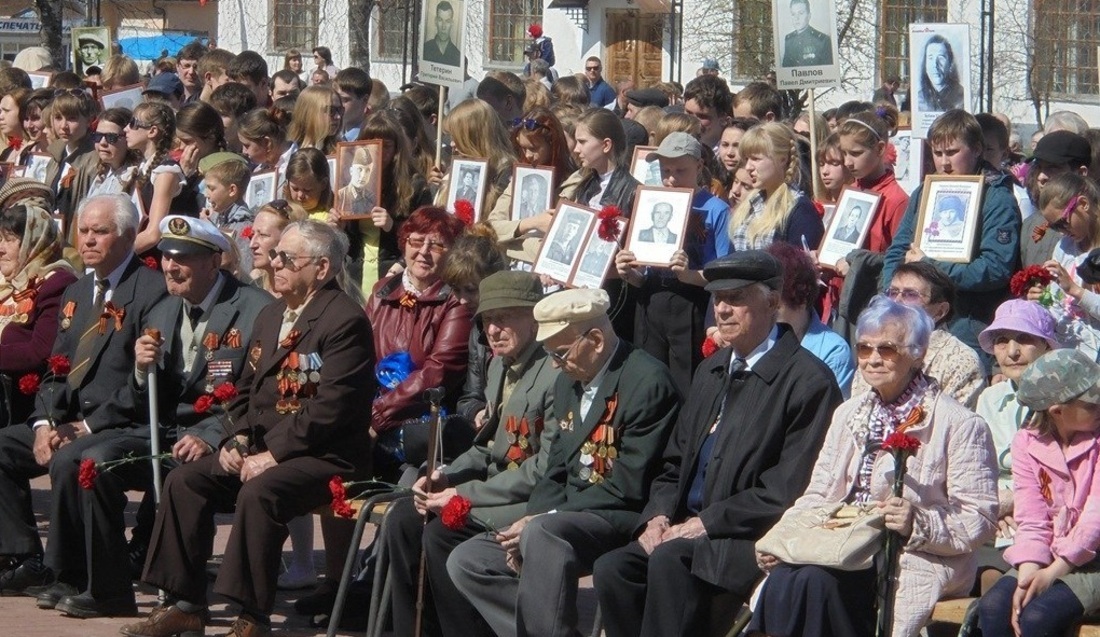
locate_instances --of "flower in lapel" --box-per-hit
[280,329,301,350]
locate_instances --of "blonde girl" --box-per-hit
[126,101,187,255]
[728,121,823,251]
[288,85,342,155]
[436,99,516,217]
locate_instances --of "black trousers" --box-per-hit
[382,496,492,637]
[593,538,725,637]
[0,424,45,557]
[634,287,708,399]
[142,453,340,615]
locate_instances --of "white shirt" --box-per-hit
[580,342,620,421]
[587,169,613,209]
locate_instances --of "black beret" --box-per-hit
[703,251,784,292]
[625,88,669,109]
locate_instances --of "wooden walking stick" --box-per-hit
[414,387,446,637]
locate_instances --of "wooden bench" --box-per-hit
[926,598,1100,636]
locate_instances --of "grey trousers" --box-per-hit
[446,511,627,637]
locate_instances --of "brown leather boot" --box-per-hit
[215,615,271,637]
[119,605,205,637]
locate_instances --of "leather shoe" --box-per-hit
[216,615,271,637]
[35,581,78,609]
[120,605,206,637]
[292,579,337,615]
[0,557,53,596]
[56,591,138,618]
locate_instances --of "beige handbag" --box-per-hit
[756,502,886,571]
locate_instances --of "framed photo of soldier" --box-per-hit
[334,140,383,219]
[818,188,882,268]
[533,202,596,285]
[629,146,663,187]
[100,83,143,111]
[245,170,277,211]
[913,175,984,263]
[891,127,924,194]
[625,187,693,267]
[446,157,489,218]
[909,23,971,138]
[72,26,111,77]
[418,0,466,87]
[572,217,626,290]
[510,165,555,221]
[771,0,841,90]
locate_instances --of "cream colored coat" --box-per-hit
[784,389,998,637]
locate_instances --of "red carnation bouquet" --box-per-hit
[79,451,172,490]
[1009,265,1054,307]
[597,205,624,244]
[454,199,475,226]
[18,355,72,428]
[440,494,496,533]
[701,336,720,358]
[328,475,404,518]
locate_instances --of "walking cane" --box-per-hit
[143,328,165,601]
[414,387,446,637]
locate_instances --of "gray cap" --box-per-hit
[1017,349,1100,411]
[703,251,783,292]
[533,288,609,342]
[645,132,702,162]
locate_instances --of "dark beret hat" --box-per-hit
[703,250,784,292]
[625,88,669,109]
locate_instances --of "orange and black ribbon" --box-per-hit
[98,302,125,334]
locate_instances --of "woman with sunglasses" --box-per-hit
[1032,172,1100,361]
[86,107,142,197]
[288,85,343,156]
[485,107,576,264]
[751,294,998,637]
[43,88,100,250]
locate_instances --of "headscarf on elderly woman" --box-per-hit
[0,201,78,426]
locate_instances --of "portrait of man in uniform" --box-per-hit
[781,0,833,67]
[423,0,462,66]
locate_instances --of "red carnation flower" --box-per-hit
[143,256,158,269]
[440,494,473,530]
[882,431,921,454]
[212,382,238,404]
[7,136,22,150]
[47,355,71,376]
[597,205,622,243]
[329,476,354,518]
[528,23,543,38]
[193,395,214,414]
[18,373,40,395]
[240,225,253,239]
[1009,265,1053,298]
[78,458,98,490]
[701,337,719,358]
[454,199,475,226]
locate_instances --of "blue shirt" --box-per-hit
[686,189,731,269]
[588,78,617,107]
[800,311,854,398]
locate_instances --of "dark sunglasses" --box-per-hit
[855,342,902,360]
[128,117,152,130]
[585,66,601,71]
[91,131,122,144]
[1049,195,1083,233]
[511,117,546,132]
[53,88,87,98]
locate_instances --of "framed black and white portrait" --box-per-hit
[335,140,383,219]
[533,202,596,284]
[625,187,693,267]
[446,157,489,219]
[510,165,554,221]
[909,23,971,138]
[818,188,882,268]
[245,170,277,211]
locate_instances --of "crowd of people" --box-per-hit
[0,28,1099,637]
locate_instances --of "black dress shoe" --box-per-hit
[35,582,79,609]
[0,557,54,596]
[293,579,338,615]
[56,591,138,619]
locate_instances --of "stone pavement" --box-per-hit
[1,475,599,636]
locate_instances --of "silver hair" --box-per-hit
[77,194,140,236]
[855,294,934,357]
[285,219,346,275]
[1045,111,1090,136]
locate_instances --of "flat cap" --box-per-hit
[625,88,669,109]
[144,72,184,97]
[475,271,544,317]
[1018,349,1100,411]
[1033,130,1091,167]
[533,288,609,342]
[198,151,249,175]
[646,132,702,162]
[703,250,783,292]
[158,215,231,256]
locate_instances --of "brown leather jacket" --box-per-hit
[366,274,472,432]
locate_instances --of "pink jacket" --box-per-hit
[778,390,998,637]
[1005,428,1100,567]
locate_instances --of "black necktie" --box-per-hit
[188,306,203,330]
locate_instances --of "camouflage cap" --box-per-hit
[1017,349,1100,411]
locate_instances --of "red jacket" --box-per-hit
[366,274,472,432]
[858,169,909,253]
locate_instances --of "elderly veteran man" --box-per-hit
[447,288,681,637]
[40,216,272,619]
[0,195,167,597]
[121,220,376,637]
[381,270,560,637]
[592,250,843,637]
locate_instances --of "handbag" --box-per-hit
[756,502,886,571]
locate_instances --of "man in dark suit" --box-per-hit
[592,251,843,637]
[447,288,681,637]
[383,271,560,636]
[781,0,833,67]
[121,220,376,637]
[40,216,274,618]
[0,194,167,597]
[423,0,461,66]
[638,202,678,245]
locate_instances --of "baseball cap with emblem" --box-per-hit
[646,132,702,162]
[475,271,544,317]
[198,151,249,175]
[533,288,609,342]
[703,250,784,292]
[158,215,231,256]
[143,72,184,98]
[1017,349,1100,411]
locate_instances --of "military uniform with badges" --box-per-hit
[782,26,833,67]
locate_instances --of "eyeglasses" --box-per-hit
[546,328,595,364]
[268,249,321,271]
[128,117,152,130]
[91,131,122,144]
[511,117,546,132]
[405,236,448,255]
[884,287,928,303]
[53,88,87,99]
[855,342,902,360]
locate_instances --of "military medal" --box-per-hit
[561,410,574,431]
[578,467,592,481]
[203,331,220,361]
[61,301,75,330]
[224,328,242,349]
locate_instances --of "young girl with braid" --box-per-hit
[174,102,227,214]
[727,122,824,252]
[125,101,187,255]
